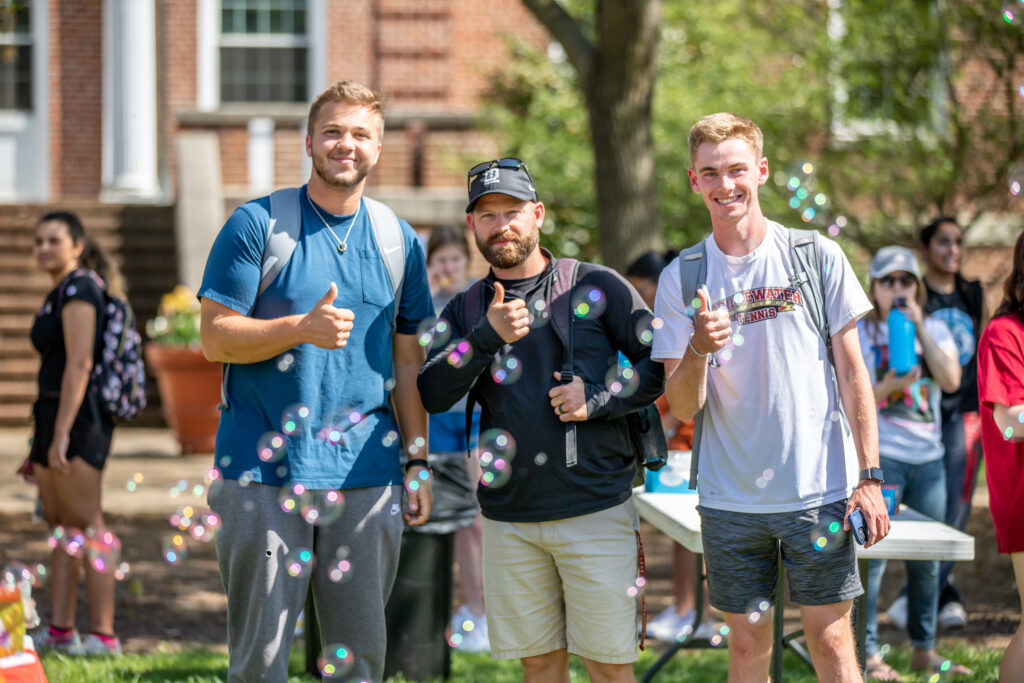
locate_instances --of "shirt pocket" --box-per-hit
[358,251,395,310]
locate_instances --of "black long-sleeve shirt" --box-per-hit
[418,255,664,522]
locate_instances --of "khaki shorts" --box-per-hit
[481,498,640,663]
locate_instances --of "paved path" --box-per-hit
[0,427,214,516]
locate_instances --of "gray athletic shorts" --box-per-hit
[698,499,862,614]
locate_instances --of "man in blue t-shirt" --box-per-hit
[198,81,435,682]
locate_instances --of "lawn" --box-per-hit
[37,641,1002,682]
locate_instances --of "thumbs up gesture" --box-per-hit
[690,287,731,357]
[301,282,355,349]
[486,282,531,343]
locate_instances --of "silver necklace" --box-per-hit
[307,193,361,254]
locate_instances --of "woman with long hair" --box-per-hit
[856,246,967,679]
[977,230,1024,682]
[29,211,123,655]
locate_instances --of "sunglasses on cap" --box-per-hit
[877,274,917,289]
[466,157,534,192]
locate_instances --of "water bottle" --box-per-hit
[887,298,916,375]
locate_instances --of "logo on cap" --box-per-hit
[483,169,501,186]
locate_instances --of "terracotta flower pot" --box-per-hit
[144,343,222,455]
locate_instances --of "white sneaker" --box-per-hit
[647,607,695,642]
[938,601,968,630]
[450,605,489,653]
[886,594,908,630]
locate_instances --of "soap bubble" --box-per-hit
[257,431,287,463]
[285,547,316,578]
[416,317,452,350]
[491,354,523,385]
[445,340,474,369]
[605,362,640,398]
[478,429,516,488]
[1009,165,1024,197]
[318,643,355,677]
[279,483,312,515]
[635,318,654,345]
[301,490,345,525]
[528,298,551,329]
[277,352,296,372]
[319,406,365,445]
[572,287,607,319]
[162,534,188,565]
[281,404,311,436]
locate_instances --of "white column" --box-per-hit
[102,0,160,199]
[248,117,275,195]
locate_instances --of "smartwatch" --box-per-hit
[859,467,885,484]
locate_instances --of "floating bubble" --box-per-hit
[787,177,801,191]
[796,187,809,201]
[285,547,316,578]
[238,470,255,487]
[202,511,222,533]
[83,528,122,574]
[49,526,85,557]
[478,429,516,488]
[257,431,287,463]
[384,378,396,392]
[327,558,354,583]
[125,472,144,493]
[406,436,427,457]
[281,404,311,436]
[733,332,745,346]
[317,643,354,679]
[1010,165,1024,196]
[448,633,464,648]
[788,197,801,210]
[1003,6,1019,23]
[1004,426,1015,440]
[801,207,816,222]
[534,452,548,466]
[277,352,296,372]
[801,161,814,175]
[301,490,345,525]
[416,317,452,350]
[113,562,131,581]
[279,483,312,515]
[835,215,848,228]
[762,469,775,481]
[319,406,365,445]
[491,354,523,385]
[381,430,400,448]
[162,534,188,565]
[528,298,551,329]
[445,340,474,369]
[811,517,844,552]
[605,363,640,398]
[652,317,664,330]
[635,318,654,345]
[572,287,607,319]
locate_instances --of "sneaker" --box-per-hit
[78,633,122,655]
[35,627,81,654]
[885,594,908,630]
[647,607,694,642]
[937,601,968,630]
[450,605,489,653]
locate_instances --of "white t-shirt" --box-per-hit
[652,221,872,513]
[857,316,955,465]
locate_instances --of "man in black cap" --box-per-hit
[419,158,664,681]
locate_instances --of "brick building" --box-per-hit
[0,0,547,425]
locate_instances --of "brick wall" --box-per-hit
[49,0,104,198]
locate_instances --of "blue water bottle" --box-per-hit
[887,298,916,375]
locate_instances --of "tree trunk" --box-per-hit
[520,0,662,272]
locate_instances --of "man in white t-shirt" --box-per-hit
[652,112,890,681]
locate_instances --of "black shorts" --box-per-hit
[30,396,113,471]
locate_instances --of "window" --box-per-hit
[829,0,944,137]
[0,0,32,110]
[220,0,308,103]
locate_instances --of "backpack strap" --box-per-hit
[258,187,303,301]
[547,258,580,468]
[787,228,849,436]
[678,242,708,490]
[364,196,407,329]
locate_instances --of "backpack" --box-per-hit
[58,269,147,421]
[680,228,846,488]
[460,258,667,481]
[219,187,407,410]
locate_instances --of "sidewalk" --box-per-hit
[0,427,214,517]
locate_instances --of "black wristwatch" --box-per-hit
[859,467,885,484]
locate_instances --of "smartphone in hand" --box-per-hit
[848,508,869,545]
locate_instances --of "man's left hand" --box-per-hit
[845,482,890,548]
[403,466,433,526]
[549,373,588,422]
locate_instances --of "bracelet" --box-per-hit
[405,458,430,473]
[688,337,711,358]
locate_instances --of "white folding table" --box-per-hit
[635,491,974,682]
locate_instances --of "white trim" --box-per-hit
[247,116,275,195]
[0,0,48,201]
[219,33,308,48]
[308,0,327,96]
[197,0,220,112]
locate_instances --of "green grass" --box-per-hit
[35,641,1002,682]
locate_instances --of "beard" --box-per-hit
[312,151,371,190]
[476,227,540,269]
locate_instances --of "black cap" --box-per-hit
[466,158,538,213]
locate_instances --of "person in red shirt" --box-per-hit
[626,252,714,643]
[977,229,1024,682]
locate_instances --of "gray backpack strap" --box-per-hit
[788,228,849,435]
[221,187,304,412]
[258,187,303,301]
[364,196,406,329]
[678,241,708,490]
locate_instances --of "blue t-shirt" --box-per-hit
[198,186,433,489]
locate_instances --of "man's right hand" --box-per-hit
[300,282,355,349]
[486,282,530,343]
[691,287,731,356]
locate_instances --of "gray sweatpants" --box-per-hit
[210,480,405,682]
